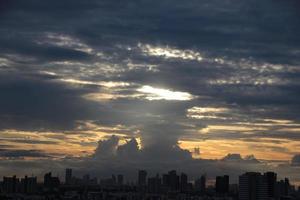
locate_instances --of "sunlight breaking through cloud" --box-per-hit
[137,85,194,101]
[138,43,203,62]
[187,106,229,119]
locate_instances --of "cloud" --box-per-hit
[0,0,299,184]
[93,135,119,159]
[222,153,260,164]
[291,154,300,166]
[0,149,50,158]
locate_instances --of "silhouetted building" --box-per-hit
[44,172,60,190]
[117,174,123,185]
[168,170,180,191]
[276,178,291,198]
[239,172,268,200]
[180,173,188,191]
[264,172,277,199]
[65,168,72,185]
[112,174,117,185]
[216,175,229,194]
[83,174,90,184]
[162,173,169,187]
[138,170,147,186]
[20,176,37,194]
[148,174,161,193]
[195,175,206,194]
[2,176,19,193]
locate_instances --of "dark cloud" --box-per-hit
[0,149,50,158]
[0,72,99,131]
[222,153,260,164]
[0,0,299,183]
[291,154,300,166]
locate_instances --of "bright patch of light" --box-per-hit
[60,78,130,88]
[187,106,229,119]
[138,43,203,62]
[0,57,12,67]
[36,33,103,56]
[137,85,193,101]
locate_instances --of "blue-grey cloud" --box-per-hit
[0,0,300,182]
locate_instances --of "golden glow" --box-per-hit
[187,106,229,119]
[200,125,268,133]
[179,138,296,161]
[137,85,194,101]
[60,78,130,88]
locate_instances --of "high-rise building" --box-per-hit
[148,174,161,193]
[199,175,206,194]
[216,175,229,194]
[3,176,19,193]
[239,172,268,200]
[180,173,188,191]
[65,168,72,185]
[264,172,277,199]
[162,173,169,187]
[44,172,60,190]
[20,176,37,194]
[117,174,124,185]
[195,176,206,193]
[83,174,90,184]
[138,170,147,186]
[168,170,180,191]
[276,178,290,198]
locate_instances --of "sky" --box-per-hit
[0,0,300,184]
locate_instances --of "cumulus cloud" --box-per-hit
[93,135,191,163]
[0,0,300,184]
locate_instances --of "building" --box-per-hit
[276,178,291,198]
[180,173,188,191]
[216,175,229,194]
[2,176,19,193]
[195,175,206,194]
[138,170,147,186]
[20,176,37,194]
[65,168,72,185]
[168,170,180,191]
[264,172,277,199]
[117,174,124,185]
[44,172,60,190]
[239,172,268,200]
[148,174,161,193]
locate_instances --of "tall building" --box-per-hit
[162,173,169,187]
[148,174,161,193]
[180,173,188,191]
[276,178,290,198]
[117,174,124,185]
[264,172,277,199]
[168,170,180,191]
[65,168,72,185]
[216,175,229,194]
[44,172,60,190]
[3,176,19,193]
[20,176,37,194]
[239,172,268,200]
[138,170,147,186]
[200,175,206,193]
[195,175,206,194]
[83,174,90,184]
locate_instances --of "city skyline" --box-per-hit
[0,0,300,191]
[1,168,298,199]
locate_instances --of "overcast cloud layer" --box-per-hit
[0,0,300,184]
